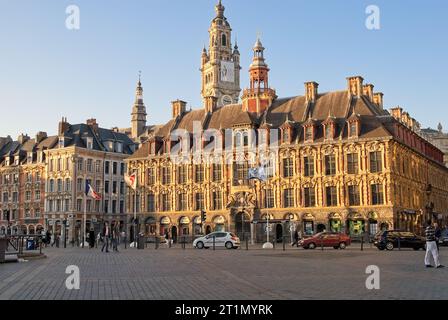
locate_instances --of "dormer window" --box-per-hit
[305,127,314,142]
[86,137,93,150]
[282,128,291,144]
[116,142,123,153]
[27,152,33,164]
[303,117,316,143]
[349,122,359,138]
[14,156,20,165]
[325,125,332,139]
[348,112,361,138]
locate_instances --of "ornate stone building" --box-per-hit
[0,133,58,235]
[44,118,135,242]
[420,123,448,167]
[125,1,448,242]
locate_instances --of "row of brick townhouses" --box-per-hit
[0,119,135,240]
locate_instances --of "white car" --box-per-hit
[193,232,240,249]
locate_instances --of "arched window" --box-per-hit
[221,34,227,47]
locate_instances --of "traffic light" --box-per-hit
[201,210,207,224]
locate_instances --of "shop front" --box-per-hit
[193,216,202,236]
[302,213,315,236]
[329,213,342,233]
[179,216,190,237]
[367,212,379,236]
[160,216,171,236]
[213,215,226,232]
[144,216,157,236]
[347,212,365,236]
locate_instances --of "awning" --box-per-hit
[160,216,171,225]
[302,213,315,221]
[213,215,226,224]
[179,216,190,225]
[329,213,342,220]
[193,216,202,224]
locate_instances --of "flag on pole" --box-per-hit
[125,172,137,190]
[85,181,102,200]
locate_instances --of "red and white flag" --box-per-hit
[85,183,102,200]
[125,172,137,190]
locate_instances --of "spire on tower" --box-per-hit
[215,0,225,17]
[136,71,143,101]
[131,72,147,140]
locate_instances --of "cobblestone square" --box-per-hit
[1,245,447,300]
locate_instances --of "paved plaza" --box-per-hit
[0,244,447,300]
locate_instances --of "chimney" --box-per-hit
[17,133,30,145]
[304,82,319,102]
[362,84,374,102]
[389,107,403,121]
[204,96,218,113]
[172,100,187,118]
[35,131,47,144]
[58,117,70,135]
[347,76,364,97]
[373,92,384,109]
[86,118,99,132]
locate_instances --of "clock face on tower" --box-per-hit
[221,95,233,106]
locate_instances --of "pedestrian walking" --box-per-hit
[112,223,119,252]
[50,233,55,247]
[45,230,51,247]
[101,222,110,253]
[292,229,299,247]
[89,228,95,249]
[425,220,444,269]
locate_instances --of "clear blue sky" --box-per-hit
[0,0,447,138]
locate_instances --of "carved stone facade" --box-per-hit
[124,1,448,242]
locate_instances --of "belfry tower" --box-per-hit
[131,74,147,140]
[200,0,241,110]
[242,37,277,114]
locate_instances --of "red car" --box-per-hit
[299,232,351,249]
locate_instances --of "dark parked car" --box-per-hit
[299,232,351,250]
[439,229,448,246]
[373,230,425,251]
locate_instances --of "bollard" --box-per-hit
[246,237,249,250]
[283,236,286,251]
[398,236,401,251]
[183,236,186,250]
[272,239,275,250]
[155,236,159,250]
[169,238,172,248]
[361,234,364,251]
[213,236,216,251]
[321,237,324,251]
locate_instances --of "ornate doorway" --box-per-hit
[234,211,251,240]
